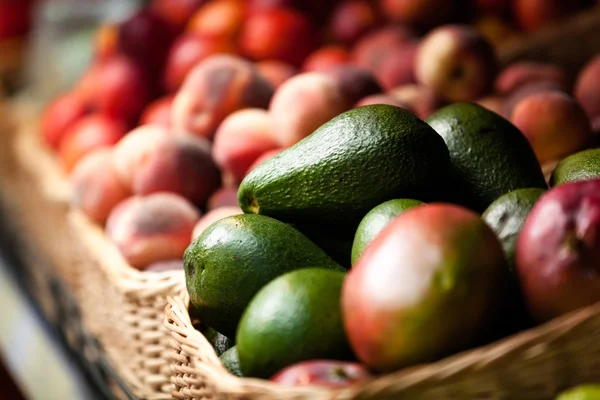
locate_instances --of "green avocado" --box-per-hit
[426,103,547,213]
[550,148,600,186]
[236,268,353,379]
[219,346,243,377]
[184,214,343,337]
[556,385,600,400]
[202,327,234,356]
[351,199,424,265]
[238,104,451,226]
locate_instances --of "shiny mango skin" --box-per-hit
[342,203,507,373]
[238,104,451,226]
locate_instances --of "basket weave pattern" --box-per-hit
[1,103,188,400]
[165,290,600,400]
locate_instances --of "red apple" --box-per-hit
[351,25,417,73]
[140,95,175,128]
[329,1,379,46]
[238,7,320,67]
[40,92,89,150]
[516,179,600,323]
[59,114,128,172]
[76,55,151,125]
[163,33,236,92]
[150,0,206,32]
[512,0,583,33]
[187,0,246,40]
[575,55,600,121]
[271,360,372,388]
[302,46,351,73]
[415,25,498,102]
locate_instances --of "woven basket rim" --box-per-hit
[165,288,600,397]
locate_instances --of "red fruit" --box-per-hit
[374,41,418,91]
[512,0,583,33]
[41,92,89,150]
[207,186,240,210]
[245,148,284,177]
[163,33,236,92]
[94,24,119,61]
[271,360,372,388]
[342,204,506,372]
[320,65,383,105]
[575,55,600,121]
[117,9,177,81]
[69,149,130,224]
[238,8,319,67]
[187,0,246,40]
[140,95,175,128]
[474,0,509,15]
[351,26,417,72]
[378,0,466,28]
[516,179,600,323]
[0,1,33,39]
[256,60,298,88]
[302,46,351,73]
[329,1,379,46]
[59,115,127,172]
[495,62,571,95]
[150,0,206,32]
[77,55,151,125]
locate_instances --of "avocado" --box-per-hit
[550,148,600,186]
[481,188,545,336]
[556,385,600,400]
[236,268,353,379]
[202,327,234,356]
[238,104,450,226]
[219,346,243,377]
[184,214,344,337]
[351,199,424,265]
[426,103,547,213]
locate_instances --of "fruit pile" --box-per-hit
[36,0,600,389]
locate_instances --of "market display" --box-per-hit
[22,0,600,397]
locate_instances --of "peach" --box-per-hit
[238,8,319,67]
[163,33,236,92]
[150,0,206,32]
[495,62,571,95]
[415,25,498,103]
[59,115,127,172]
[575,55,600,121]
[76,55,151,125]
[140,95,175,128]
[474,95,504,116]
[212,108,280,186]
[329,1,379,46]
[302,46,351,73]
[256,60,298,88]
[355,94,407,108]
[388,84,440,119]
[117,9,177,81]
[112,125,170,190]
[145,259,185,273]
[105,193,200,269]
[269,72,350,147]
[374,41,418,91]
[321,65,382,105]
[131,134,221,207]
[191,206,243,240]
[69,148,130,224]
[351,25,417,72]
[207,186,240,210]
[244,148,285,176]
[40,92,89,150]
[377,0,465,28]
[187,0,246,40]
[512,0,583,33]
[510,90,594,164]
[172,54,274,139]
[502,81,567,118]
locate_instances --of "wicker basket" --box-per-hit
[164,290,600,400]
[0,100,187,400]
